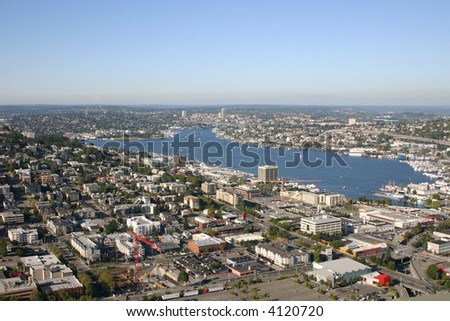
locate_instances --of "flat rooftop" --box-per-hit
[301,215,341,224]
[227,255,256,264]
[348,234,386,246]
[21,254,60,268]
[316,258,371,274]
[224,233,264,243]
[429,239,450,245]
[36,276,82,292]
[0,277,37,294]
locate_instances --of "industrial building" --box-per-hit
[187,233,226,254]
[341,234,388,257]
[226,255,259,277]
[427,239,450,255]
[309,258,372,286]
[407,182,439,197]
[258,165,279,183]
[35,276,84,298]
[300,215,342,235]
[362,272,391,287]
[433,230,450,239]
[157,234,181,253]
[226,255,257,267]
[360,209,429,229]
[224,232,264,244]
[194,216,212,229]
[352,222,395,234]
[215,224,245,236]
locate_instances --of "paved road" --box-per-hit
[410,251,448,285]
[379,266,433,294]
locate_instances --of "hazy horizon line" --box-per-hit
[1,104,450,108]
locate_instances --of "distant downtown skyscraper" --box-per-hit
[258,165,279,183]
[219,107,226,119]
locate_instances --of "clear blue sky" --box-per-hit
[1,0,450,105]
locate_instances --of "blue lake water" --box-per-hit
[87,128,431,200]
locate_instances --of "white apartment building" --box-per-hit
[216,188,240,206]
[126,216,161,236]
[70,235,101,262]
[8,228,38,245]
[115,238,145,259]
[255,242,309,268]
[0,211,24,224]
[201,182,217,195]
[183,196,200,210]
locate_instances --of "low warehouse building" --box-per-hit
[309,258,372,286]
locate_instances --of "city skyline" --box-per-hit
[1,1,450,105]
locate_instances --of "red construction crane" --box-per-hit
[128,232,160,283]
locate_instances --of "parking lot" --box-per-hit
[186,278,330,301]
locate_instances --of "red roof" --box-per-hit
[375,274,390,285]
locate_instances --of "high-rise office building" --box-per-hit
[258,165,279,183]
[219,107,226,119]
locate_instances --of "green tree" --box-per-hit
[30,288,47,301]
[313,251,321,262]
[331,240,341,249]
[105,220,119,234]
[147,293,159,301]
[432,193,441,200]
[437,220,450,231]
[426,265,442,280]
[78,272,94,296]
[386,261,396,271]
[162,173,175,183]
[0,239,7,256]
[58,289,76,301]
[95,270,116,294]
[177,270,189,284]
[383,246,391,263]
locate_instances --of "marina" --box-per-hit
[87,128,437,200]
